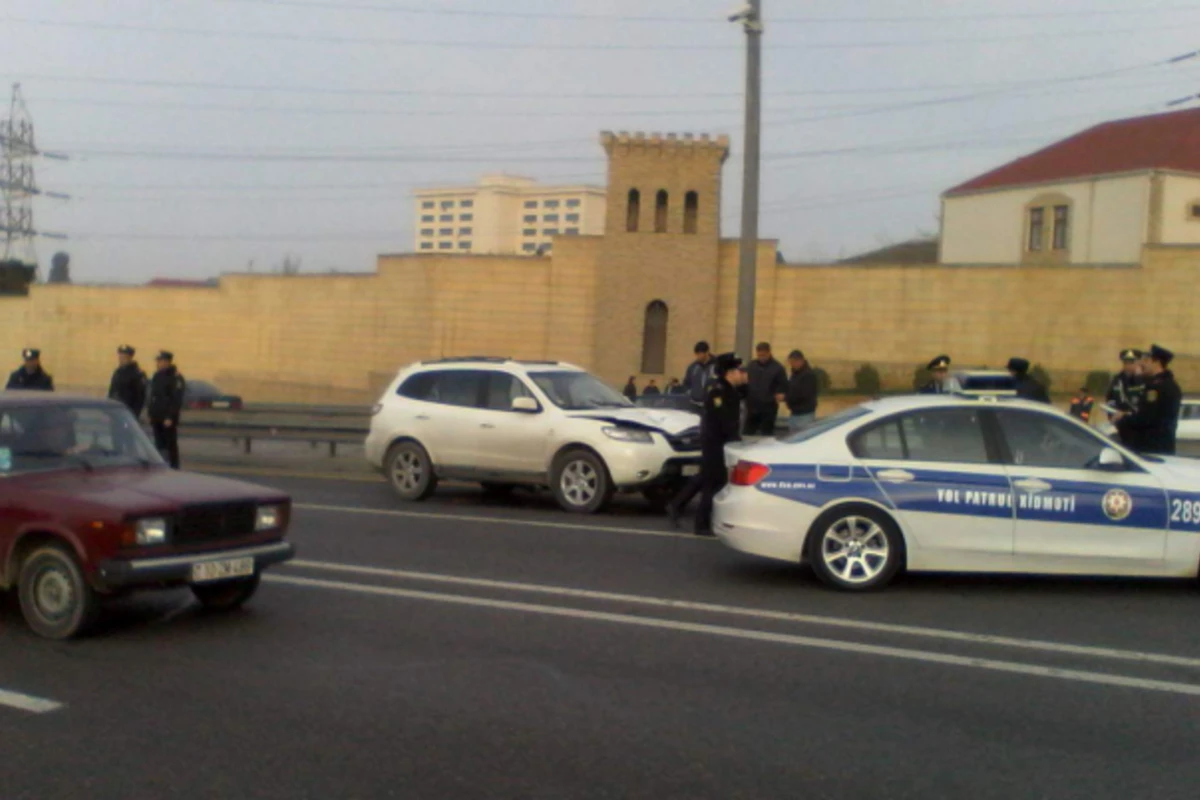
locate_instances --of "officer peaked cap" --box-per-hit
[156,350,174,361]
[1149,344,1174,365]
[714,352,743,376]
[117,344,135,356]
[927,355,950,371]
[1007,357,1031,374]
[1119,348,1142,362]
[22,348,39,360]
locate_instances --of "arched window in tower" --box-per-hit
[655,190,669,233]
[626,189,641,233]
[684,191,699,234]
[641,300,669,374]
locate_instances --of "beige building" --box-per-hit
[940,108,1200,265]
[413,174,606,256]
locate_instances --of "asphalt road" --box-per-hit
[3,473,1200,799]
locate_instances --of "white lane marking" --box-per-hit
[285,559,1200,670]
[0,688,63,714]
[293,502,704,541]
[266,574,1200,699]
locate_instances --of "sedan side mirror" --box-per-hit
[511,397,540,414]
[1098,447,1125,470]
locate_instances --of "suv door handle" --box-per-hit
[1014,478,1051,493]
[875,468,915,483]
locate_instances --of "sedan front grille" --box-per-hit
[175,502,257,545]
[667,428,702,452]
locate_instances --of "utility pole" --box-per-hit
[0,84,69,276]
[731,1,763,361]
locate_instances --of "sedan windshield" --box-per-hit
[1,404,164,474]
[529,371,633,410]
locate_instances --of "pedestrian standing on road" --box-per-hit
[148,351,186,469]
[1107,348,1145,428]
[683,341,716,408]
[1068,387,1094,425]
[666,378,683,395]
[643,379,661,397]
[1008,358,1050,403]
[785,350,819,434]
[6,348,54,391]
[919,355,954,394]
[743,342,787,437]
[1114,345,1182,455]
[108,345,147,418]
[622,376,638,402]
[693,353,746,537]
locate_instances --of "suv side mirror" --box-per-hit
[511,397,540,413]
[1098,447,1125,470]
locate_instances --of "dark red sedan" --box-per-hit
[0,393,293,639]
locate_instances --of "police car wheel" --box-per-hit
[386,441,438,501]
[807,506,903,592]
[551,449,613,514]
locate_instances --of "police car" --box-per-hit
[713,395,1200,591]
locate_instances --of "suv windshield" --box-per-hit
[529,371,633,410]
[1,404,164,474]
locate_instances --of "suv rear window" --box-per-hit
[397,370,483,408]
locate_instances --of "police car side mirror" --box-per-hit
[511,397,540,414]
[1097,447,1125,470]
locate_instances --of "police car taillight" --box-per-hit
[731,461,770,486]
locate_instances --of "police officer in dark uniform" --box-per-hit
[1107,349,1144,419]
[6,348,54,391]
[1115,344,1182,455]
[693,353,747,537]
[147,351,186,469]
[919,355,953,394]
[108,345,147,418]
[1008,357,1050,403]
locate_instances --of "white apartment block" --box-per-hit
[413,174,607,256]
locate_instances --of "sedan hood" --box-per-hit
[568,407,698,435]
[17,466,287,514]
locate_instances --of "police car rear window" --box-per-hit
[781,407,871,444]
[851,408,990,464]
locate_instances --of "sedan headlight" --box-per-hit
[602,426,654,444]
[256,504,283,531]
[135,517,168,545]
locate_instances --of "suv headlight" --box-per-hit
[602,426,653,444]
[256,504,283,531]
[135,517,168,545]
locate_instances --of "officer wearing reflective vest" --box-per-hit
[1068,387,1094,424]
[1114,345,1182,456]
[693,353,747,537]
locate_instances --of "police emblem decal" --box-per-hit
[1102,489,1133,521]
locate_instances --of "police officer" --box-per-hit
[919,355,953,394]
[6,348,54,391]
[694,353,747,537]
[1107,349,1144,420]
[108,345,147,418]
[1114,344,1182,455]
[1008,357,1050,403]
[147,351,186,469]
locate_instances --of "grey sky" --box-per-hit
[5,0,1200,283]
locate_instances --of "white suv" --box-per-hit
[365,358,702,513]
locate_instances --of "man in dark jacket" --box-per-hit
[622,376,637,402]
[108,344,147,418]
[694,353,747,537]
[1008,358,1050,403]
[744,342,787,436]
[785,350,818,433]
[682,341,716,408]
[1115,344,1182,455]
[6,348,54,391]
[147,351,186,469]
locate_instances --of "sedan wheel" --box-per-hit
[808,508,903,591]
[551,450,613,514]
[18,545,99,640]
[386,441,438,501]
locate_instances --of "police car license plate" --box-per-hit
[191,557,254,583]
[682,465,700,476]
[211,400,231,409]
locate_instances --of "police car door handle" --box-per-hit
[876,468,915,484]
[480,423,495,429]
[415,414,431,421]
[1014,478,1051,493]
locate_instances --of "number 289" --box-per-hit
[1170,499,1200,524]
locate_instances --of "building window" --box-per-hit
[655,190,669,233]
[421,201,435,209]
[565,213,580,223]
[440,200,453,209]
[523,228,537,237]
[440,214,453,222]
[627,189,640,233]
[460,200,474,208]
[544,214,559,222]
[523,215,537,223]
[684,191,699,234]
[544,229,559,236]
[420,242,433,250]
[1190,202,1200,220]
[1052,205,1069,250]
[421,215,434,223]
[458,241,471,249]
[420,228,434,237]
[439,228,453,236]
[438,242,453,250]
[565,228,579,235]
[544,199,560,208]
[641,300,668,374]
[524,200,538,209]
[566,199,581,208]
[522,243,537,253]
[1027,208,1044,252]
[459,227,472,236]
[459,213,473,222]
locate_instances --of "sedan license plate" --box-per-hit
[210,400,231,409]
[191,557,254,583]
[682,465,700,476]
